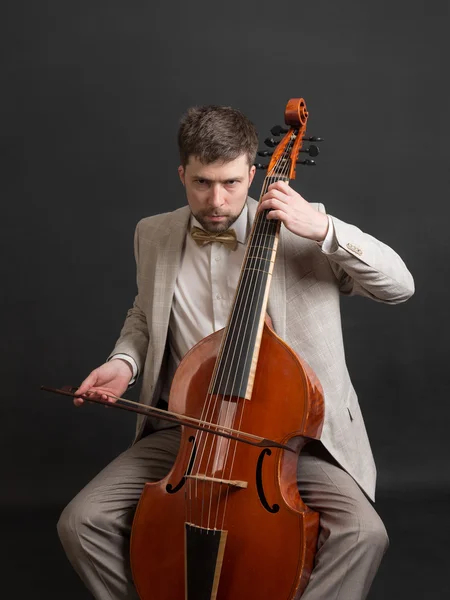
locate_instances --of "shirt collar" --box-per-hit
[190,201,249,245]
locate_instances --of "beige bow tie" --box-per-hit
[190,226,238,251]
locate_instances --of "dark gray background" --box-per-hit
[2,1,449,598]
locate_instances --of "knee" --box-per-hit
[57,500,83,553]
[57,498,102,555]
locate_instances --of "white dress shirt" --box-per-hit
[111,206,336,393]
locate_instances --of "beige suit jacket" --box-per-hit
[110,198,414,501]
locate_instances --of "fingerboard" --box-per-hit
[210,129,298,401]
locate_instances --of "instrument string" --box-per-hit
[200,134,295,531]
[200,134,295,530]
[184,170,281,529]
[218,136,295,529]
[185,129,300,532]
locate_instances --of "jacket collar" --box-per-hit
[152,198,286,342]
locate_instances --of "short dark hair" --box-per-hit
[177,105,258,168]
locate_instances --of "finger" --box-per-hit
[86,388,110,402]
[261,189,292,209]
[266,189,291,204]
[74,388,97,407]
[73,395,85,407]
[76,372,98,396]
[90,387,117,403]
[259,198,288,213]
[267,180,293,194]
[266,209,285,221]
[75,389,111,409]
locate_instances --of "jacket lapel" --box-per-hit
[151,206,191,369]
[151,198,287,368]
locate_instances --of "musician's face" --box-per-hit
[178,154,256,233]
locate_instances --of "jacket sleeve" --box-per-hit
[107,219,150,374]
[317,204,415,303]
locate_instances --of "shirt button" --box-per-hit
[215,256,221,261]
[216,294,222,300]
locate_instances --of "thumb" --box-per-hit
[76,371,99,397]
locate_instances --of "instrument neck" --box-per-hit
[211,171,290,400]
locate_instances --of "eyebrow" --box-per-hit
[192,176,243,183]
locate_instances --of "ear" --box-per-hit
[248,165,256,187]
[178,165,185,186]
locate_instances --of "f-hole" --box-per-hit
[256,448,280,513]
[166,435,196,494]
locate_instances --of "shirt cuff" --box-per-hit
[318,215,338,253]
[109,353,138,385]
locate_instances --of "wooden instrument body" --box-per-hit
[130,322,324,599]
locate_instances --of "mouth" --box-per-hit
[205,215,228,222]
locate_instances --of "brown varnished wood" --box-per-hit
[130,322,324,600]
[285,98,308,129]
[130,98,325,599]
[268,98,309,180]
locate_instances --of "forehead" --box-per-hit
[185,154,249,179]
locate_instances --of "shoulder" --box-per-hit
[135,205,191,238]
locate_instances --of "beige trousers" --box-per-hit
[57,427,388,600]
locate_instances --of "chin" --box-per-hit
[197,216,235,233]
[204,222,231,233]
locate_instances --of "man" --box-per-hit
[57,105,414,599]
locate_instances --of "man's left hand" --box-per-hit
[258,181,329,242]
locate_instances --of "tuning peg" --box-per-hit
[296,159,316,166]
[304,136,324,142]
[254,163,268,170]
[264,137,279,148]
[270,125,289,136]
[257,150,273,157]
[300,145,320,157]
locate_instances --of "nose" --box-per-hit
[208,184,224,208]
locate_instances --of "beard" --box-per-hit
[193,204,245,233]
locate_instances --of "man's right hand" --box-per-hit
[74,359,134,407]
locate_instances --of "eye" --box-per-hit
[225,180,237,186]
[195,179,208,186]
